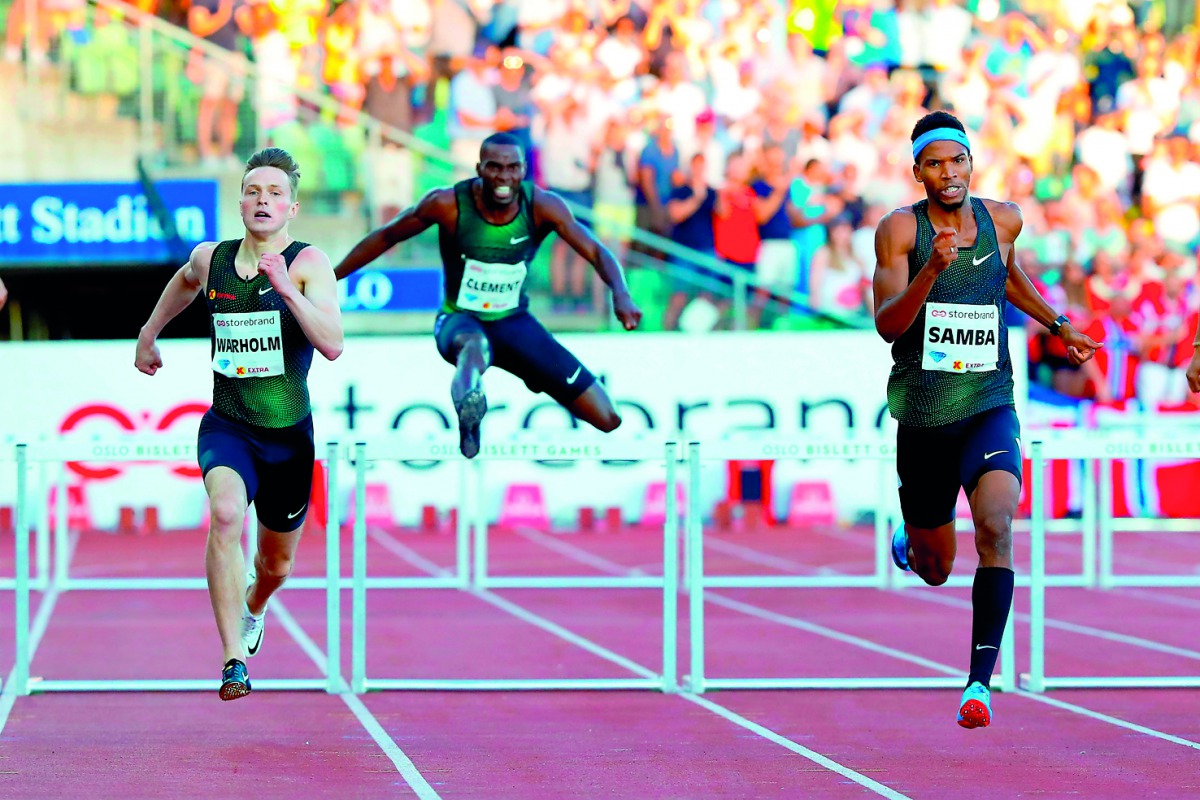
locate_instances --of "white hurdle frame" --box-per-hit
[12,437,343,695]
[348,435,680,693]
[1027,432,1200,691]
[1,439,54,593]
[685,436,1017,693]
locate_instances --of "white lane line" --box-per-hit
[0,585,63,735]
[681,692,912,800]
[0,531,79,735]
[272,599,442,800]
[516,527,649,576]
[504,526,1200,752]
[369,529,453,576]
[704,593,961,676]
[1015,690,1200,751]
[370,530,912,798]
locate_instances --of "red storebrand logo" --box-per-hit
[931,309,948,317]
[58,402,209,480]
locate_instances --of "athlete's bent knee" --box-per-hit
[594,408,622,433]
[256,551,294,581]
[913,554,954,586]
[208,496,245,539]
[975,513,1013,562]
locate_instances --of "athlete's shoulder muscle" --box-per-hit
[979,198,1022,243]
[531,185,572,227]
[416,186,458,222]
[874,208,917,266]
[187,241,220,287]
[290,244,334,276]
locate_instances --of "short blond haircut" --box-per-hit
[243,147,301,199]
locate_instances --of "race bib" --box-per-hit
[922,302,999,373]
[212,311,285,378]
[456,258,527,313]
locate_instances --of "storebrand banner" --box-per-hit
[0,332,1027,527]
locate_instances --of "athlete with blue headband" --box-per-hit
[872,111,1102,729]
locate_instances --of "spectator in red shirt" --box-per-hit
[1136,267,1194,407]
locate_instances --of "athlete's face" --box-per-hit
[477,145,526,206]
[913,140,972,212]
[240,167,297,234]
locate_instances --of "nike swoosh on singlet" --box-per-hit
[972,251,995,266]
[259,286,274,295]
[510,235,530,244]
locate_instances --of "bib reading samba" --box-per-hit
[922,302,999,373]
[212,311,285,378]
[456,258,527,313]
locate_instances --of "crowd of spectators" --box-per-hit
[4,0,1199,409]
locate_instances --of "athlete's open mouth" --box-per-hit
[254,212,271,219]
[938,186,964,201]
[493,185,514,199]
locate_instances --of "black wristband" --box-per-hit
[1049,314,1069,337]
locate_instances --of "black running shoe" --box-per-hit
[220,658,251,701]
[455,389,487,459]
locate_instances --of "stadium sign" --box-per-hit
[0,180,217,265]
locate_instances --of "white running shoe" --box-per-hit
[241,572,266,658]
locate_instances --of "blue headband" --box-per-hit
[912,128,971,161]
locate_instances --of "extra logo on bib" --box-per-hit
[212,311,284,378]
[457,258,526,313]
[923,302,998,373]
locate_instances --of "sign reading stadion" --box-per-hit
[0,180,217,265]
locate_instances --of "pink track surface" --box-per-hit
[1,521,1197,799]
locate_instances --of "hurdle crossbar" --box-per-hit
[348,435,680,693]
[685,436,1018,694]
[1026,433,1200,692]
[12,437,343,695]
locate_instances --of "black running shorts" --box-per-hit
[433,310,597,407]
[895,404,1022,529]
[197,408,314,533]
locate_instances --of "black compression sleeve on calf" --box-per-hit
[967,566,1015,689]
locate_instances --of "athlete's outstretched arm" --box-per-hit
[135,242,214,375]
[994,201,1101,366]
[259,248,344,361]
[872,209,955,342]
[333,189,453,281]
[536,189,642,331]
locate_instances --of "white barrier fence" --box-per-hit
[10,438,344,695]
[1025,432,1200,692]
[7,428,1199,695]
[345,434,681,693]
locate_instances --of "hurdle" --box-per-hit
[12,437,344,695]
[1,437,53,593]
[684,436,1018,693]
[1026,431,1200,691]
[347,434,680,693]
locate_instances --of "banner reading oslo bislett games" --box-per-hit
[0,180,217,265]
[0,332,1026,527]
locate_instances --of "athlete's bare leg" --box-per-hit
[568,381,622,432]
[204,467,251,664]
[969,471,1018,570]
[246,523,302,616]
[449,331,492,458]
[905,521,958,586]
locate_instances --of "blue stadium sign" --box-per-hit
[338,267,442,313]
[0,180,218,265]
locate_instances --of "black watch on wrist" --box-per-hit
[1049,314,1069,337]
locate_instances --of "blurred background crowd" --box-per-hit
[5,0,1200,410]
